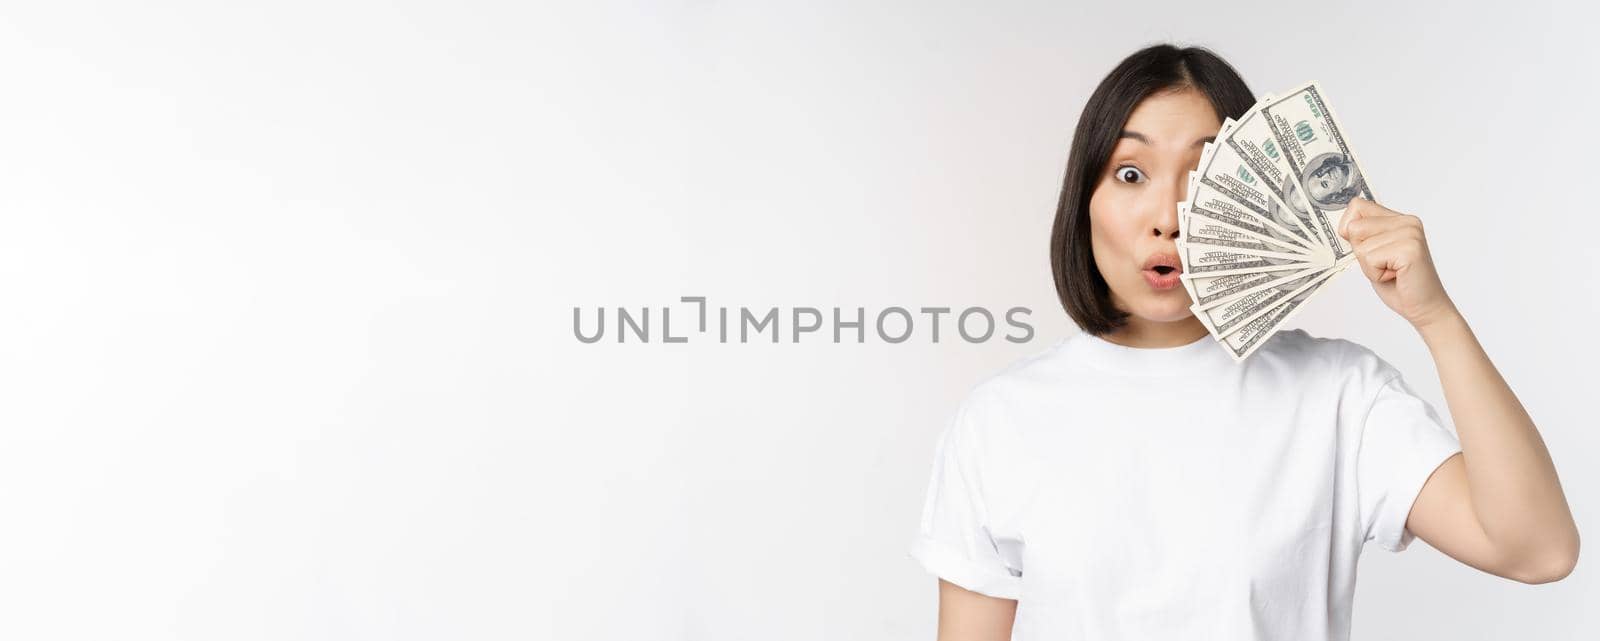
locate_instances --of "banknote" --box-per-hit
[1219,268,1344,362]
[1176,239,1314,277]
[1189,142,1321,253]
[1178,203,1316,260]
[1219,98,1333,253]
[1177,80,1369,361]
[1181,268,1300,308]
[1191,261,1326,312]
[1255,81,1372,261]
[1191,267,1325,338]
[1183,172,1322,255]
[1194,135,1328,258]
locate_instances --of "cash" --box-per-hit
[1178,81,1367,362]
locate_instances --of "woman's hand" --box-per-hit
[1335,197,1460,330]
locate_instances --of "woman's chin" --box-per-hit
[1126,299,1196,324]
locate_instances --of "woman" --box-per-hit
[909,44,1578,641]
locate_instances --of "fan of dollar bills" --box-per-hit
[1177,81,1369,362]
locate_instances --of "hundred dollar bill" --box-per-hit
[1191,262,1328,312]
[1220,100,1333,254]
[1176,239,1312,277]
[1220,267,1344,362]
[1195,135,1328,258]
[1179,196,1313,256]
[1184,141,1318,254]
[1181,268,1287,308]
[1180,262,1322,308]
[1256,81,1371,261]
[1203,112,1320,246]
[1191,266,1325,338]
[1178,203,1315,260]
[1184,181,1298,245]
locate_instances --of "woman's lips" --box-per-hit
[1141,253,1182,290]
[1143,267,1182,290]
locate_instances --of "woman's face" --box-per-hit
[1088,87,1220,323]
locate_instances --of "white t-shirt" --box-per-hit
[909,328,1462,641]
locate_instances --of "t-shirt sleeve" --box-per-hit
[908,394,1024,599]
[1355,368,1464,553]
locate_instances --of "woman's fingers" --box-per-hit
[1332,197,1431,284]
[1339,198,1426,283]
[1343,214,1408,244]
[1355,234,1401,282]
[1353,227,1423,282]
[1342,213,1420,248]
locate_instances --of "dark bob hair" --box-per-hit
[1049,44,1256,336]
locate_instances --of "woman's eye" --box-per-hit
[1114,166,1147,184]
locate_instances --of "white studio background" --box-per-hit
[1,1,1595,639]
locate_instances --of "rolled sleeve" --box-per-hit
[908,397,1023,599]
[1356,373,1464,553]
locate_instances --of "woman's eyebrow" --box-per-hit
[1117,131,1217,148]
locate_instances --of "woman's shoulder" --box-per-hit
[931,339,1077,434]
[1261,328,1401,383]
[966,338,1077,396]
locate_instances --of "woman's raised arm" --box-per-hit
[1337,197,1580,583]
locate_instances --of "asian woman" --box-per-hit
[910,43,1578,641]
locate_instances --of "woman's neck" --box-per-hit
[1100,315,1209,349]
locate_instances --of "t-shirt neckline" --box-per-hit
[1067,330,1228,377]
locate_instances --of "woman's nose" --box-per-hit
[1152,214,1178,239]
[1151,180,1182,239]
